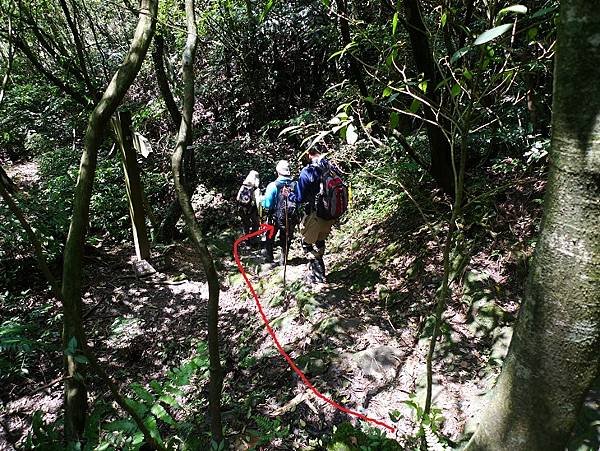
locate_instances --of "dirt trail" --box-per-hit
[221,238,507,448]
[2,231,509,449]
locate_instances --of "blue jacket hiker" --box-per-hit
[291,149,340,284]
[260,160,298,266]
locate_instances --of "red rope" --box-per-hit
[233,224,395,433]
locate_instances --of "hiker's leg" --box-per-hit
[249,206,260,246]
[314,240,326,282]
[262,224,275,262]
[240,207,251,235]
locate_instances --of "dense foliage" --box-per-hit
[1,0,598,450]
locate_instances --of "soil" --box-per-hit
[1,163,598,450]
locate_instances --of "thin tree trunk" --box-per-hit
[0,166,16,194]
[153,32,199,245]
[402,0,454,195]
[57,0,96,99]
[152,35,184,243]
[60,0,157,442]
[465,1,600,448]
[0,15,13,106]
[172,0,224,442]
[0,172,165,451]
[334,0,376,123]
[153,34,182,128]
[424,128,467,415]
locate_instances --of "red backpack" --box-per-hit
[315,160,348,220]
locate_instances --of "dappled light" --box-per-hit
[1,0,599,449]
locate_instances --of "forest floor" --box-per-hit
[2,161,599,450]
[2,235,509,450]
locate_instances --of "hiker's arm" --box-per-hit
[289,171,309,204]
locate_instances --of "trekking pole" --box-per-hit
[283,195,288,291]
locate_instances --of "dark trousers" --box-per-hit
[240,205,259,244]
[302,239,326,282]
[264,222,294,264]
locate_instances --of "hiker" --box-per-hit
[261,160,298,265]
[290,148,348,284]
[236,170,261,245]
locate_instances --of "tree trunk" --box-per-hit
[172,0,224,443]
[334,0,376,123]
[152,32,200,245]
[402,0,454,195]
[153,34,182,128]
[465,1,600,449]
[60,0,157,442]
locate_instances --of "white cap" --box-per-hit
[243,170,260,188]
[276,160,290,176]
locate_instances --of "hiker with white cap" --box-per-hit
[261,160,299,265]
[236,170,261,246]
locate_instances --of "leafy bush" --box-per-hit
[0,319,37,382]
[326,422,402,451]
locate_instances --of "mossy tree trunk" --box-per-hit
[465,1,600,449]
[172,0,224,443]
[60,0,157,442]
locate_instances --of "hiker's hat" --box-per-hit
[243,170,260,188]
[276,160,290,176]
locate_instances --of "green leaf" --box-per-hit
[322,0,330,7]
[131,383,154,404]
[474,24,513,46]
[463,69,473,80]
[418,80,428,93]
[144,416,163,444]
[451,47,471,64]
[386,49,398,67]
[345,124,358,145]
[151,403,175,426]
[278,125,304,138]
[132,432,144,446]
[104,419,137,434]
[497,5,527,17]
[451,83,461,97]
[125,397,148,417]
[302,130,330,149]
[65,337,77,355]
[389,112,400,130]
[531,6,557,19]
[392,12,399,35]
[441,12,447,28]
[527,27,538,41]
[149,380,162,393]
[73,354,89,364]
[383,86,393,98]
[259,0,277,23]
[328,41,357,61]
[409,99,421,113]
[158,394,178,407]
